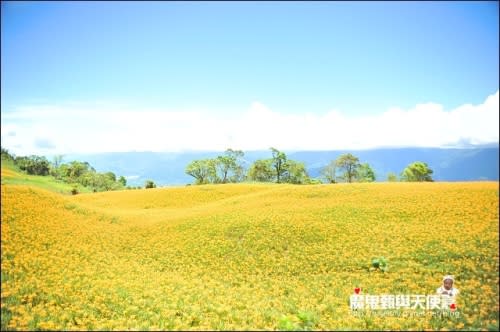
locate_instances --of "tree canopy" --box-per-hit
[336,153,360,183]
[357,163,376,182]
[185,149,245,185]
[400,162,434,182]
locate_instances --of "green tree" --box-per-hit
[80,172,98,190]
[52,154,64,168]
[227,149,245,183]
[50,156,65,179]
[215,149,244,183]
[282,160,309,184]
[1,148,14,161]
[336,153,360,183]
[400,162,434,182]
[14,156,29,171]
[247,159,274,182]
[15,155,50,176]
[387,172,398,182]
[270,147,288,183]
[320,160,337,183]
[205,158,219,184]
[118,176,127,187]
[104,171,117,182]
[98,173,118,191]
[145,180,157,189]
[58,164,69,180]
[356,163,376,182]
[65,161,90,180]
[186,159,216,185]
[32,156,50,176]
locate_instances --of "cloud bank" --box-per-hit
[1,90,498,156]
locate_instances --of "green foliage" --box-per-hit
[186,149,245,185]
[104,171,116,182]
[297,311,319,330]
[270,147,288,183]
[305,178,322,185]
[118,176,127,187]
[14,155,50,176]
[324,154,374,183]
[357,163,376,182]
[215,149,244,183]
[387,172,398,182]
[278,315,296,331]
[247,149,311,184]
[320,160,337,183]
[4,150,127,193]
[145,180,157,189]
[186,159,215,185]
[371,256,388,272]
[282,160,309,184]
[336,153,360,183]
[400,161,434,182]
[247,159,274,182]
[1,147,15,161]
[185,148,312,185]
[1,166,92,195]
[52,154,64,168]
[277,311,319,331]
[63,161,93,180]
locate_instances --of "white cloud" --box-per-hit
[1,91,498,156]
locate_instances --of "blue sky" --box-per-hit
[1,1,499,154]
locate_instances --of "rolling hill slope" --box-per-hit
[1,171,498,330]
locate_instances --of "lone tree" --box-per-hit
[145,180,157,189]
[320,160,337,183]
[270,147,288,183]
[336,153,360,183]
[400,162,433,182]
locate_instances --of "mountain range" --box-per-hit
[61,146,499,186]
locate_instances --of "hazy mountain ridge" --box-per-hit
[63,146,499,186]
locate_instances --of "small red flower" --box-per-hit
[354,287,361,294]
[450,303,456,310]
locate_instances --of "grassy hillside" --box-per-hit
[1,178,499,330]
[1,161,91,195]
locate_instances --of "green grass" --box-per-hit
[1,160,91,195]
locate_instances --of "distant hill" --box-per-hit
[63,146,499,186]
[290,147,499,182]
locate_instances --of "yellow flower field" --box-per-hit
[1,181,499,330]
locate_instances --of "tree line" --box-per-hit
[2,147,434,191]
[320,153,376,183]
[185,148,434,185]
[1,148,134,194]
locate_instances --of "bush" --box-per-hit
[371,256,388,272]
[145,180,156,189]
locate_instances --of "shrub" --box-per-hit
[371,256,388,272]
[145,180,156,189]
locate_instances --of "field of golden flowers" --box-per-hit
[1,179,499,330]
